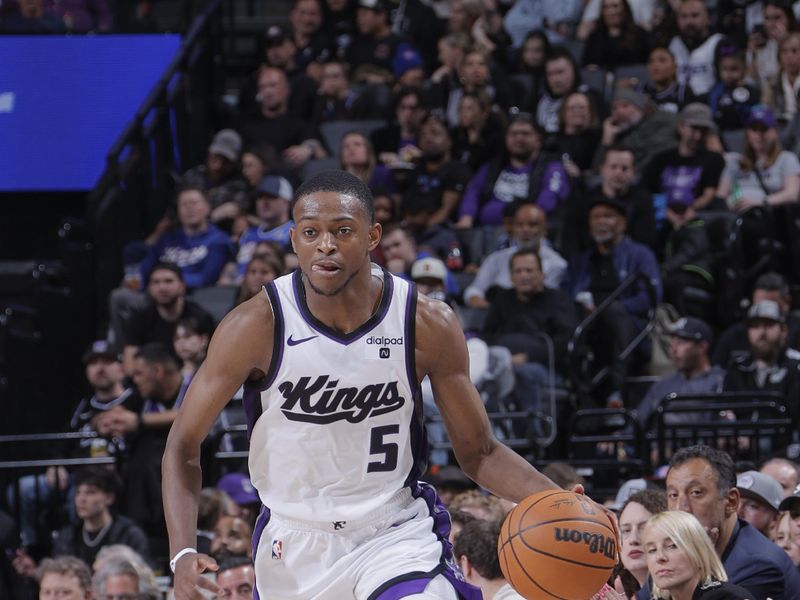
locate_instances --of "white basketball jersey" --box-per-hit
[242,266,427,522]
[669,33,723,96]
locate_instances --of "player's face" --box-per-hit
[39,573,88,600]
[643,524,697,596]
[619,502,652,576]
[211,516,253,560]
[292,191,380,297]
[217,565,256,600]
[666,458,730,536]
[74,483,113,520]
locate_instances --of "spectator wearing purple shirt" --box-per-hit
[456,113,569,228]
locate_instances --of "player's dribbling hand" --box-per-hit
[571,484,621,559]
[173,553,223,600]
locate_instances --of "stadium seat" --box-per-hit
[301,158,341,180]
[191,285,237,323]
[562,40,585,64]
[721,129,746,153]
[614,64,650,89]
[580,67,608,98]
[319,119,387,157]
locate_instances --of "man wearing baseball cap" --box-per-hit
[644,103,725,212]
[724,300,800,427]
[562,195,662,406]
[636,316,723,428]
[236,175,294,277]
[738,470,783,536]
[181,129,249,219]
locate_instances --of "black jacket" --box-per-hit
[52,514,152,567]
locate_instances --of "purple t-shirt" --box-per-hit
[459,161,569,225]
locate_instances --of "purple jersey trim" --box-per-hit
[402,284,427,488]
[290,268,394,345]
[241,283,284,439]
[368,483,482,600]
[251,504,271,600]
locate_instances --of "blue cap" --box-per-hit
[393,44,424,78]
[746,105,777,129]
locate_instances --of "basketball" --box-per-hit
[497,490,618,600]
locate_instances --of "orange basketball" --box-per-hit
[497,490,618,600]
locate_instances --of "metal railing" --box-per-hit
[653,391,791,465]
[0,431,119,550]
[87,0,225,329]
[566,272,658,402]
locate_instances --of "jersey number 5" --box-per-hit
[367,425,399,472]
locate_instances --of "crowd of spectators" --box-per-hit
[8,0,800,596]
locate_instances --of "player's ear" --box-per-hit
[367,222,382,252]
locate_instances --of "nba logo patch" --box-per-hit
[379,347,390,359]
[271,539,283,560]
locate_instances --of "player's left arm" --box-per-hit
[417,295,559,503]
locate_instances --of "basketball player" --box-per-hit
[163,170,565,599]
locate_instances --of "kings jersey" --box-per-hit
[242,265,427,522]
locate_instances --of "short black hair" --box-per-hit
[135,342,182,372]
[178,186,210,203]
[74,466,121,497]
[755,272,790,300]
[293,169,375,223]
[218,555,254,575]
[453,519,503,580]
[149,261,184,283]
[669,445,736,494]
[510,247,541,271]
[601,143,635,165]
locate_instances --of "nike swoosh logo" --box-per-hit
[287,334,318,346]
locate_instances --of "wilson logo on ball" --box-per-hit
[553,528,616,559]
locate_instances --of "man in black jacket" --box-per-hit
[658,445,800,600]
[483,248,578,436]
[723,300,800,427]
[51,467,151,567]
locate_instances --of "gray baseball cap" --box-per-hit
[747,300,785,325]
[738,470,783,511]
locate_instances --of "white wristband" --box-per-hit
[169,548,197,573]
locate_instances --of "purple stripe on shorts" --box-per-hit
[251,504,271,563]
[373,577,431,600]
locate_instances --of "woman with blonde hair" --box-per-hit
[642,511,755,600]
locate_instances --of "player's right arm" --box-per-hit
[163,293,273,600]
